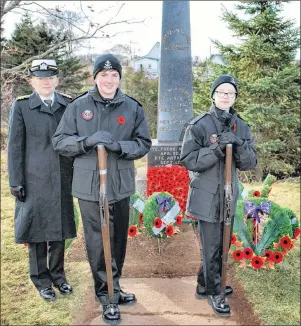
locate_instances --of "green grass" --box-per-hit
[1,153,91,325]
[233,180,300,326]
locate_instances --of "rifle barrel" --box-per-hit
[221,144,233,298]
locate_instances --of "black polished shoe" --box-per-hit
[54,283,72,295]
[207,295,231,317]
[195,284,233,299]
[118,289,136,305]
[102,304,121,325]
[39,287,56,301]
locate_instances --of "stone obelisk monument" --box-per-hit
[147,0,194,167]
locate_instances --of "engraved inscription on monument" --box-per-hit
[162,28,191,51]
[157,1,193,142]
[148,143,182,166]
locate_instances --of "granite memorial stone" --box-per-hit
[147,0,194,168]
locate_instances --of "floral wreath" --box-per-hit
[128,191,184,239]
[231,175,300,270]
[143,192,183,238]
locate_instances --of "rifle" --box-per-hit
[97,144,114,304]
[220,144,233,299]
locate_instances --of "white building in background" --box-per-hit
[209,54,226,66]
[129,42,227,79]
[130,42,160,78]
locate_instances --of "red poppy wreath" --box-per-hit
[230,195,299,270]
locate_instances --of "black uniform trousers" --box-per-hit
[197,218,234,295]
[28,240,67,291]
[78,197,130,305]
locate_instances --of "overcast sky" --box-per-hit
[3,1,300,60]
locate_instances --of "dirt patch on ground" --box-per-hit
[67,223,201,277]
[122,223,201,278]
[69,223,261,325]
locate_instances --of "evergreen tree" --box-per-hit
[121,67,158,138]
[194,1,300,179]
[193,59,217,115]
[3,14,89,98]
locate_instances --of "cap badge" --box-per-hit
[104,60,112,70]
[82,110,93,120]
[40,62,48,70]
[209,134,218,144]
[231,77,236,84]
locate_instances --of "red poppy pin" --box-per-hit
[209,134,218,144]
[117,115,126,125]
[233,123,237,132]
[82,110,93,120]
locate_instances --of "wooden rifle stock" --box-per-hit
[221,144,233,298]
[97,145,114,303]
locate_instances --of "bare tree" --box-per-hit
[1,1,144,74]
[0,1,144,127]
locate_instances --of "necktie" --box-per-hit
[44,99,52,108]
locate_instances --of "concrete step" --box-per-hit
[90,277,237,325]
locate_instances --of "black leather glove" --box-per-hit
[219,132,243,146]
[10,185,26,202]
[84,131,114,148]
[105,141,121,153]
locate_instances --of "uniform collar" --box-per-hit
[39,93,55,106]
[29,92,44,109]
[210,104,237,128]
[29,91,68,109]
[54,91,69,106]
[88,85,125,105]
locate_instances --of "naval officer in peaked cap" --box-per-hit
[7,59,76,302]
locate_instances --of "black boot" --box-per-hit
[39,287,56,301]
[118,289,136,305]
[102,304,121,325]
[195,284,233,299]
[207,295,231,317]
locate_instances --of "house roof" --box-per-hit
[132,56,159,62]
[132,42,160,62]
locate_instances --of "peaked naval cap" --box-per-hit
[93,54,122,79]
[28,59,59,77]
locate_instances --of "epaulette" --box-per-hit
[16,95,30,101]
[125,95,143,107]
[59,92,72,99]
[189,112,208,125]
[70,91,88,103]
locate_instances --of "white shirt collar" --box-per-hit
[39,93,55,106]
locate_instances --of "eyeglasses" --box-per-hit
[215,91,237,98]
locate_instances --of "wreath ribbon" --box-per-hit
[156,195,171,212]
[244,201,271,223]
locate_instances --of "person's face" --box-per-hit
[29,75,59,97]
[95,69,120,98]
[213,83,237,111]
